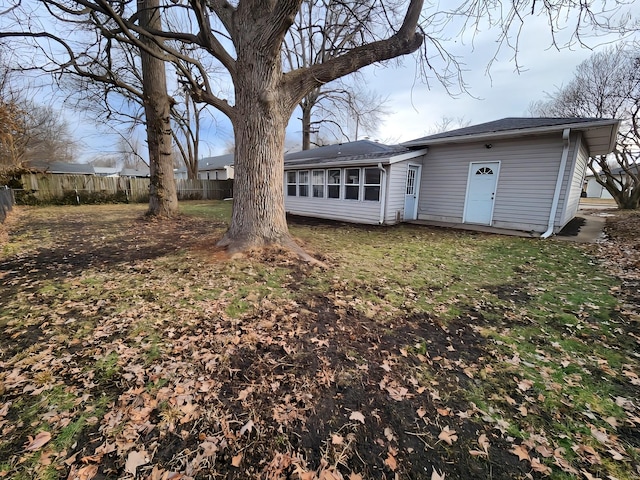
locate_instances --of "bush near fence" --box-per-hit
[13,174,233,205]
[0,186,15,223]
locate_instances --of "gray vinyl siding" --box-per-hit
[417,133,579,233]
[559,134,588,228]
[384,161,424,223]
[285,196,383,224]
[284,165,395,225]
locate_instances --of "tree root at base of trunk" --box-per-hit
[216,233,328,268]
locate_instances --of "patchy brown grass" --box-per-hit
[0,202,639,480]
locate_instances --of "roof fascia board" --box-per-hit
[284,157,392,169]
[387,148,428,164]
[403,120,620,147]
[283,149,427,170]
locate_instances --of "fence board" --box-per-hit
[15,174,233,204]
[0,187,14,223]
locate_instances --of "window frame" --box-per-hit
[363,167,382,202]
[344,168,361,201]
[312,169,325,198]
[286,171,297,197]
[327,168,341,199]
[298,170,310,197]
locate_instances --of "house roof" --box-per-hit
[27,160,95,175]
[198,154,234,171]
[585,164,640,178]
[284,140,426,169]
[120,167,150,177]
[174,154,234,174]
[93,167,121,176]
[402,117,620,156]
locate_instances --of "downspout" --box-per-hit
[541,128,571,239]
[377,163,387,224]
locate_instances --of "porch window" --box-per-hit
[286,171,297,196]
[298,170,309,197]
[363,168,381,201]
[345,168,360,200]
[312,170,325,198]
[327,169,341,198]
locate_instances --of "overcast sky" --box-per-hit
[57,3,638,162]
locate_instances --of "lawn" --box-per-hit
[0,202,639,480]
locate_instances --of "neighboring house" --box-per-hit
[284,117,619,237]
[93,167,121,177]
[584,165,639,199]
[174,154,234,180]
[26,160,95,175]
[120,167,150,178]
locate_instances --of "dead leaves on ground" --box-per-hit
[2,206,640,479]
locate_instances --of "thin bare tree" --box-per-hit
[533,43,640,209]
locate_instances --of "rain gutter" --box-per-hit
[541,128,571,239]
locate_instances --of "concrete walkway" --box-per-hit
[554,213,608,243]
[554,200,619,243]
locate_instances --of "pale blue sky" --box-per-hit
[30,2,637,162]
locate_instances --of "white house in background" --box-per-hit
[120,167,150,178]
[93,167,121,177]
[584,165,639,199]
[284,117,620,237]
[174,154,234,180]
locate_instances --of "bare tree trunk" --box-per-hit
[301,101,312,150]
[217,45,316,262]
[138,0,178,217]
[590,155,640,210]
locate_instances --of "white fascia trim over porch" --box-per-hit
[283,149,428,170]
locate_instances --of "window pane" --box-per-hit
[364,186,380,201]
[312,170,324,183]
[287,185,297,196]
[345,168,360,184]
[298,171,309,197]
[312,170,324,198]
[345,185,359,200]
[328,169,341,184]
[328,185,340,198]
[364,168,381,184]
[287,171,297,183]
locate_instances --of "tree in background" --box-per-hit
[1,59,78,166]
[533,44,640,209]
[429,116,471,134]
[284,0,390,150]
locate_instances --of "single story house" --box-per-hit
[174,154,234,180]
[26,161,95,175]
[94,166,121,177]
[119,167,150,178]
[283,117,619,237]
[584,165,639,199]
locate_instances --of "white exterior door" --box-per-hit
[464,162,500,225]
[404,165,420,220]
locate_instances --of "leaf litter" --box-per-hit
[0,203,639,479]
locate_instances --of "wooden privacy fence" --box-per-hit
[15,174,233,204]
[0,186,15,223]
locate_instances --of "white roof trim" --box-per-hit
[403,119,619,150]
[283,148,428,170]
